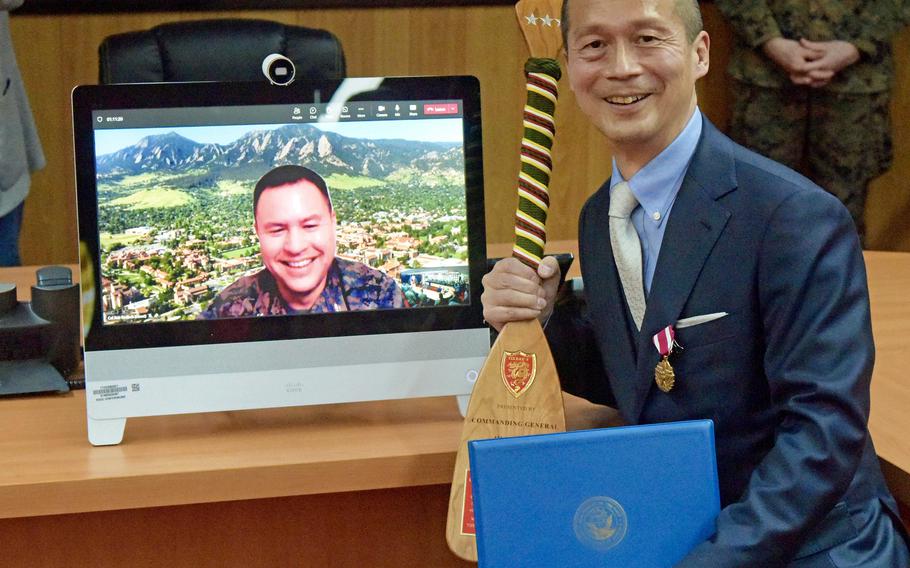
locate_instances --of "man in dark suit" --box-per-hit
[481,0,910,565]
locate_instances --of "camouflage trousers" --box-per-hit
[728,80,893,240]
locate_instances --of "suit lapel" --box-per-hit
[579,184,640,416]
[629,119,737,422]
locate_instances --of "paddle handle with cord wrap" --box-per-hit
[512,57,561,269]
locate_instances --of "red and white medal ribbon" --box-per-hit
[652,325,676,358]
[652,325,679,393]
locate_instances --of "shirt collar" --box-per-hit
[284,259,345,314]
[610,108,703,226]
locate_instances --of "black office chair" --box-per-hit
[98,18,346,84]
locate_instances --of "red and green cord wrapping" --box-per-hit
[512,57,561,270]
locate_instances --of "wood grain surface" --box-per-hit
[11,5,909,265]
[445,318,566,561]
[0,249,907,565]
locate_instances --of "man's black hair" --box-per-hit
[560,0,704,48]
[253,165,333,215]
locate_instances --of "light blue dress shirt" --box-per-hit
[610,108,703,295]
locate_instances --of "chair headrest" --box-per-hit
[99,19,346,84]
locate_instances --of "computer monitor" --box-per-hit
[72,76,489,445]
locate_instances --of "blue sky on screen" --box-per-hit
[93,118,464,156]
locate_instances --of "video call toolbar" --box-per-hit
[92,100,464,130]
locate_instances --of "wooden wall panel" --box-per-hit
[8,5,910,264]
[866,28,910,251]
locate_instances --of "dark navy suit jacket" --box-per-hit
[547,117,907,566]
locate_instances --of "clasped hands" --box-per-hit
[481,256,562,332]
[762,37,860,88]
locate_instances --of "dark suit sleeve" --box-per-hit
[677,189,873,566]
[544,289,617,408]
[544,191,617,408]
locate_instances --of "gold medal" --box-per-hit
[654,356,675,393]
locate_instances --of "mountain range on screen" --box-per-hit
[96,123,463,180]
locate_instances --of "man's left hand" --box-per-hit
[790,39,860,88]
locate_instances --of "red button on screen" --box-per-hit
[423,103,459,115]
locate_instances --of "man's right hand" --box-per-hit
[790,39,860,88]
[761,37,824,76]
[481,256,561,332]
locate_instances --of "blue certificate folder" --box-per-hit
[468,420,720,568]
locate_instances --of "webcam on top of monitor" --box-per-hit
[261,54,296,86]
[73,75,489,445]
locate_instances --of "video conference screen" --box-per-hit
[91,101,471,325]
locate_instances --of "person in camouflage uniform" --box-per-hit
[715,0,910,242]
[199,165,404,319]
[200,256,404,318]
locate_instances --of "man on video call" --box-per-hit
[482,0,909,565]
[201,165,404,318]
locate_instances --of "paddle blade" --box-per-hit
[515,0,565,58]
[445,319,566,561]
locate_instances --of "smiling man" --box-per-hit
[482,0,909,565]
[201,165,404,318]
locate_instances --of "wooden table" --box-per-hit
[0,263,607,567]
[863,251,910,505]
[0,249,908,566]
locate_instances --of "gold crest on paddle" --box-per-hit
[501,351,537,398]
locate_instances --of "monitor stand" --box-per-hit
[0,359,70,396]
[87,416,127,446]
[456,394,470,417]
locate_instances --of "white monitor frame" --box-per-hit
[84,330,486,445]
[73,76,489,445]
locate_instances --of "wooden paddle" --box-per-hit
[515,0,564,63]
[445,0,566,561]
